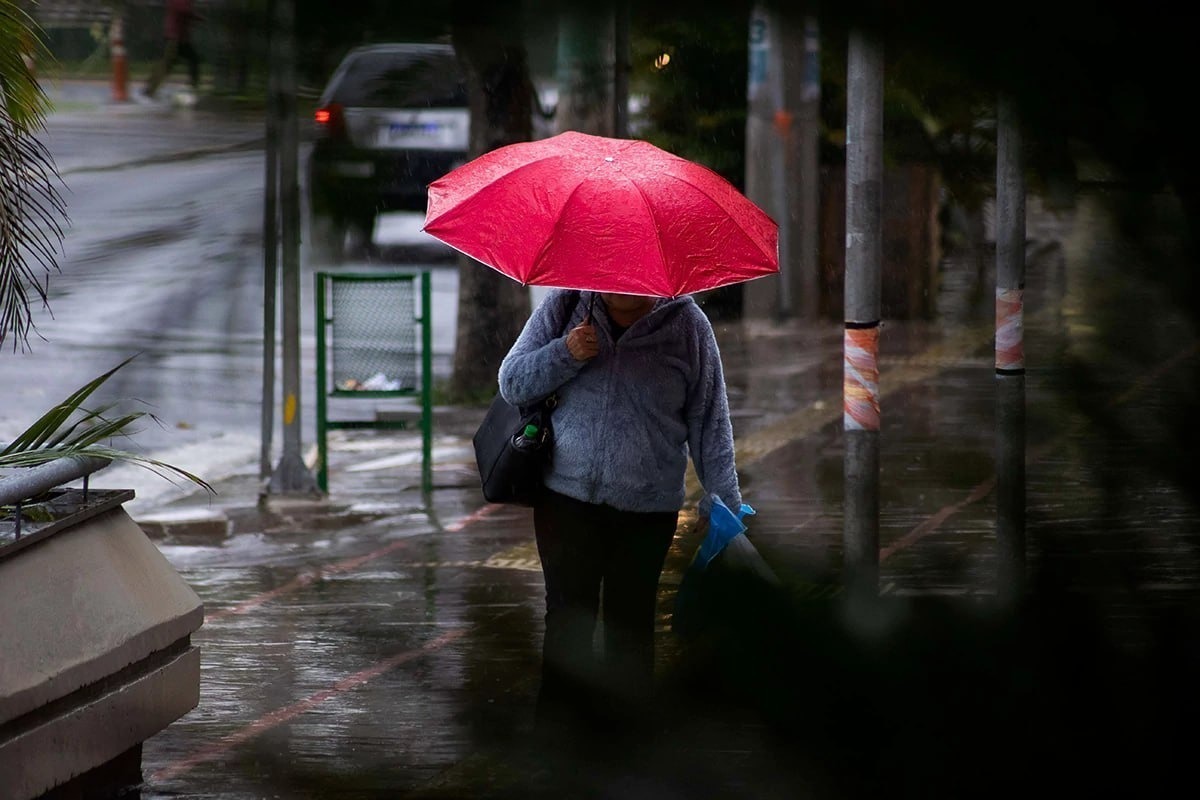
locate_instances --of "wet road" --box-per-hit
[126,191,1200,798]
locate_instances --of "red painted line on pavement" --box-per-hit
[445,502,506,533]
[879,340,1200,561]
[880,476,997,561]
[1109,340,1200,408]
[149,628,466,784]
[206,503,505,623]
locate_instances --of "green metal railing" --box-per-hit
[315,271,432,493]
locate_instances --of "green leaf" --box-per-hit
[0,355,215,495]
[2,355,138,455]
[0,0,67,351]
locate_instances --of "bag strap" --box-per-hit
[560,290,584,337]
[541,291,584,411]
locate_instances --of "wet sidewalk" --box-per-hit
[37,77,264,176]
[128,192,1200,799]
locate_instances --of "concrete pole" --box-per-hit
[267,0,317,495]
[259,0,278,484]
[743,4,820,320]
[843,28,884,601]
[995,93,1027,603]
[796,15,821,320]
[744,3,782,319]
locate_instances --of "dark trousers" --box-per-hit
[533,490,677,742]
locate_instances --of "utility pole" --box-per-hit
[796,15,820,319]
[843,28,883,603]
[743,3,820,321]
[259,0,278,485]
[995,93,1026,603]
[267,0,318,495]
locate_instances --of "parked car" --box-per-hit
[307,42,469,260]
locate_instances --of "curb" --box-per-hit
[129,406,490,541]
[57,137,266,178]
[137,508,231,542]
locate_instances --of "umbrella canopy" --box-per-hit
[422,131,779,297]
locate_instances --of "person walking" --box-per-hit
[142,0,202,101]
[497,288,743,756]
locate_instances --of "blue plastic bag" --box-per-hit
[673,497,775,638]
[695,497,757,570]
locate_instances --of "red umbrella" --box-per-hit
[422,131,778,298]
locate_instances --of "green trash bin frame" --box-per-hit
[315,270,433,493]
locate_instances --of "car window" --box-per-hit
[330,49,467,109]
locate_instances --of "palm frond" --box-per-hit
[1,355,137,455]
[0,0,68,352]
[0,355,216,494]
[45,401,127,447]
[0,1,51,127]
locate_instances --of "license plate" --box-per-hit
[382,120,450,148]
[377,111,466,150]
[389,121,443,140]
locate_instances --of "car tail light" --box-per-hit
[314,103,346,140]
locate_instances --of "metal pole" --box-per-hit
[743,3,781,320]
[744,4,817,320]
[259,0,278,484]
[0,456,111,507]
[771,26,793,319]
[421,271,433,494]
[268,0,318,495]
[315,273,329,493]
[796,15,821,320]
[843,28,884,602]
[995,92,1027,603]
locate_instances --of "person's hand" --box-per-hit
[566,317,599,361]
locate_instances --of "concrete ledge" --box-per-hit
[1,645,200,800]
[0,506,204,725]
[136,507,231,542]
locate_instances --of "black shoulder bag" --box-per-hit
[473,293,582,506]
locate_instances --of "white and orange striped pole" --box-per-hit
[845,326,881,432]
[843,28,884,603]
[995,93,1026,601]
[110,15,128,103]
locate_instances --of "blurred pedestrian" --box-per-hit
[498,288,743,754]
[142,0,203,101]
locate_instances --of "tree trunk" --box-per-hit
[743,3,820,321]
[554,2,614,136]
[448,1,535,402]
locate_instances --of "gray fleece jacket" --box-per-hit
[498,289,741,516]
